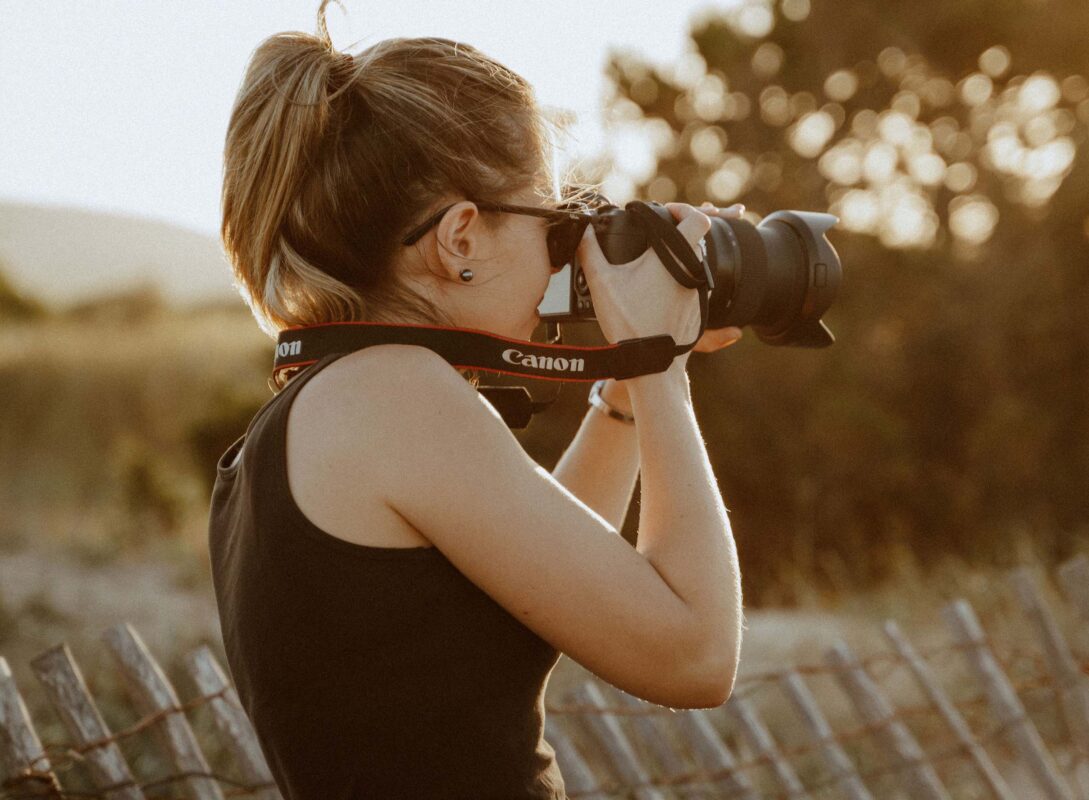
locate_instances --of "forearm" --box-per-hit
[627,364,742,679]
[551,379,640,531]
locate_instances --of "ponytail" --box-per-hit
[220,0,573,385]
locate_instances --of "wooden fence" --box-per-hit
[1,555,1088,799]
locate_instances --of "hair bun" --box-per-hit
[327,51,356,95]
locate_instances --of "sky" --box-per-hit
[0,0,735,239]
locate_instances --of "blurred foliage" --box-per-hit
[0,305,271,561]
[534,0,1089,604]
[186,383,268,496]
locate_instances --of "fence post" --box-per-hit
[664,705,761,799]
[726,693,810,799]
[883,620,1016,800]
[1008,567,1089,797]
[1057,555,1089,623]
[611,689,708,795]
[0,657,59,797]
[826,639,951,800]
[182,646,281,800]
[30,643,146,800]
[568,681,669,800]
[942,598,1074,800]
[545,715,610,800]
[780,670,874,800]
[103,623,225,800]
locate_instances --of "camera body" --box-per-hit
[538,201,842,348]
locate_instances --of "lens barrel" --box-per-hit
[705,210,841,347]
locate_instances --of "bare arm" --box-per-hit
[551,379,639,532]
[626,362,743,695]
[552,202,746,536]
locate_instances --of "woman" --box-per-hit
[208,3,745,798]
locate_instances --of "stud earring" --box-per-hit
[459,269,474,282]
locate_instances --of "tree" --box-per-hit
[572,0,1089,602]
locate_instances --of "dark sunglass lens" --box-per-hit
[547,218,589,271]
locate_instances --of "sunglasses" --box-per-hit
[400,198,595,273]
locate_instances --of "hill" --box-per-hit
[0,200,235,309]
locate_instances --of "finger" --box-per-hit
[664,202,712,258]
[693,326,743,352]
[575,223,608,290]
[701,201,745,218]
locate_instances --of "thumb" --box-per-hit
[576,222,610,276]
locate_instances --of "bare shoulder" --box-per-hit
[286,345,508,537]
[296,344,495,424]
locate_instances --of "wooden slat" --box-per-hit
[942,599,1074,800]
[826,640,951,800]
[545,716,610,800]
[1009,569,1089,749]
[669,707,760,799]
[780,669,874,800]
[30,643,145,800]
[182,646,281,800]
[883,621,1016,800]
[727,693,810,799]
[0,656,60,797]
[1057,555,1089,622]
[569,681,668,800]
[612,690,693,785]
[103,623,225,800]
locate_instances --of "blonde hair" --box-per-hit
[221,1,578,387]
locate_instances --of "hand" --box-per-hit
[693,202,745,354]
[693,326,743,352]
[577,202,712,347]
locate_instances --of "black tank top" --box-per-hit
[207,352,567,800]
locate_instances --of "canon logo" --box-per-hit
[277,340,302,358]
[501,348,585,373]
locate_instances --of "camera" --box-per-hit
[538,200,842,347]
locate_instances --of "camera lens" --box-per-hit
[703,210,841,348]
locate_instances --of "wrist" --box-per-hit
[624,361,691,404]
[589,379,636,424]
[598,378,633,417]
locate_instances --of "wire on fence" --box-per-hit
[2,632,1087,799]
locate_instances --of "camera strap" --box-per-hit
[271,201,711,427]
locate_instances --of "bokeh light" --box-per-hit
[693,73,728,122]
[959,73,994,106]
[944,162,977,193]
[1019,73,1061,113]
[824,70,859,102]
[752,42,784,78]
[949,195,999,244]
[789,110,836,158]
[736,3,775,38]
[759,86,792,126]
[689,125,727,165]
[908,152,946,185]
[978,45,1011,78]
[706,154,753,202]
[780,0,810,22]
[819,138,864,185]
[877,47,907,78]
[863,141,898,183]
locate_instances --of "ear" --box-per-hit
[433,201,485,281]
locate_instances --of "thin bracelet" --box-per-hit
[588,379,635,425]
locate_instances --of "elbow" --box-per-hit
[693,627,742,708]
[665,634,740,710]
[689,658,737,709]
